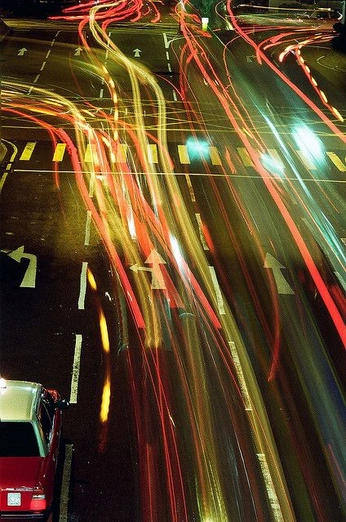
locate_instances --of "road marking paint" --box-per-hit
[84,143,96,163]
[53,143,66,162]
[99,88,104,98]
[237,147,253,167]
[178,144,190,164]
[19,142,37,160]
[78,261,88,309]
[257,453,284,522]
[326,151,346,171]
[296,149,317,170]
[33,74,40,83]
[229,341,252,410]
[40,61,46,71]
[209,266,225,314]
[45,50,51,58]
[209,146,222,165]
[185,173,195,202]
[70,334,82,404]
[147,143,158,164]
[195,213,209,250]
[115,143,128,163]
[59,443,73,522]
[84,210,92,245]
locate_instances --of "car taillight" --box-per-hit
[30,487,47,511]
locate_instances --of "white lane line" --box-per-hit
[59,443,73,522]
[84,210,92,246]
[229,341,252,411]
[209,266,225,315]
[70,334,82,404]
[195,213,209,250]
[257,453,284,522]
[78,261,88,309]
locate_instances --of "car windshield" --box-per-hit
[0,421,40,457]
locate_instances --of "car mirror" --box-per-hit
[55,398,70,410]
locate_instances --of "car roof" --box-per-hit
[0,380,42,422]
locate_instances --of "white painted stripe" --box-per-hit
[178,144,190,164]
[296,149,317,170]
[59,443,73,522]
[326,151,346,171]
[185,173,195,202]
[19,142,36,161]
[147,143,158,164]
[196,213,209,250]
[70,334,82,404]
[229,341,252,410]
[209,146,222,166]
[78,261,88,309]
[84,210,92,245]
[34,74,40,83]
[209,266,225,314]
[257,453,284,522]
[237,147,253,167]
[53,143,66,162]
[40,61,46,71]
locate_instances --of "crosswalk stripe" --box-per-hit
[237,147,253,167]
[326,152,346,171]
[53,143,66,162]
[16,141,346,174]
[209,146,222,166]
[296,149,317,170]
[178,144,190,164]
[84,143,96,163]
[19,142,36,160]
[147,144,158,164]
[113,143,128,163]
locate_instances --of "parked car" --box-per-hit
[0,379,69,520]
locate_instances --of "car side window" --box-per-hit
[39,398,54,444]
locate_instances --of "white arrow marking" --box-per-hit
[130,249,166,289]
[18,48,27,56]
[8,245,37,288]
[264,253,294,295]
[74,47,83,56]
[133,48,141,58]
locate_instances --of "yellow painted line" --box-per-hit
[178,144,190,164]
[147,144,158,164]
[237,147,253,167]
[209,146,222,165]
[53,143,66,162]
[326,151,346,171]
[296,150,316,170]
[19,142,37,160]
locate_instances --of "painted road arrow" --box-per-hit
[74,47,83,56]
[7,246,37,288]
[18,48,28,56]
[130,249,166,289]
[133,48,141,58]
[264,252,294,295]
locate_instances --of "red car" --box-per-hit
[0,380,69,520]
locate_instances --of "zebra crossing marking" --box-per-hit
[15,141,346,174]
[19,142,36,161]
[326,152,346,171]
[178,144,190,164]
[53,143,66,162]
